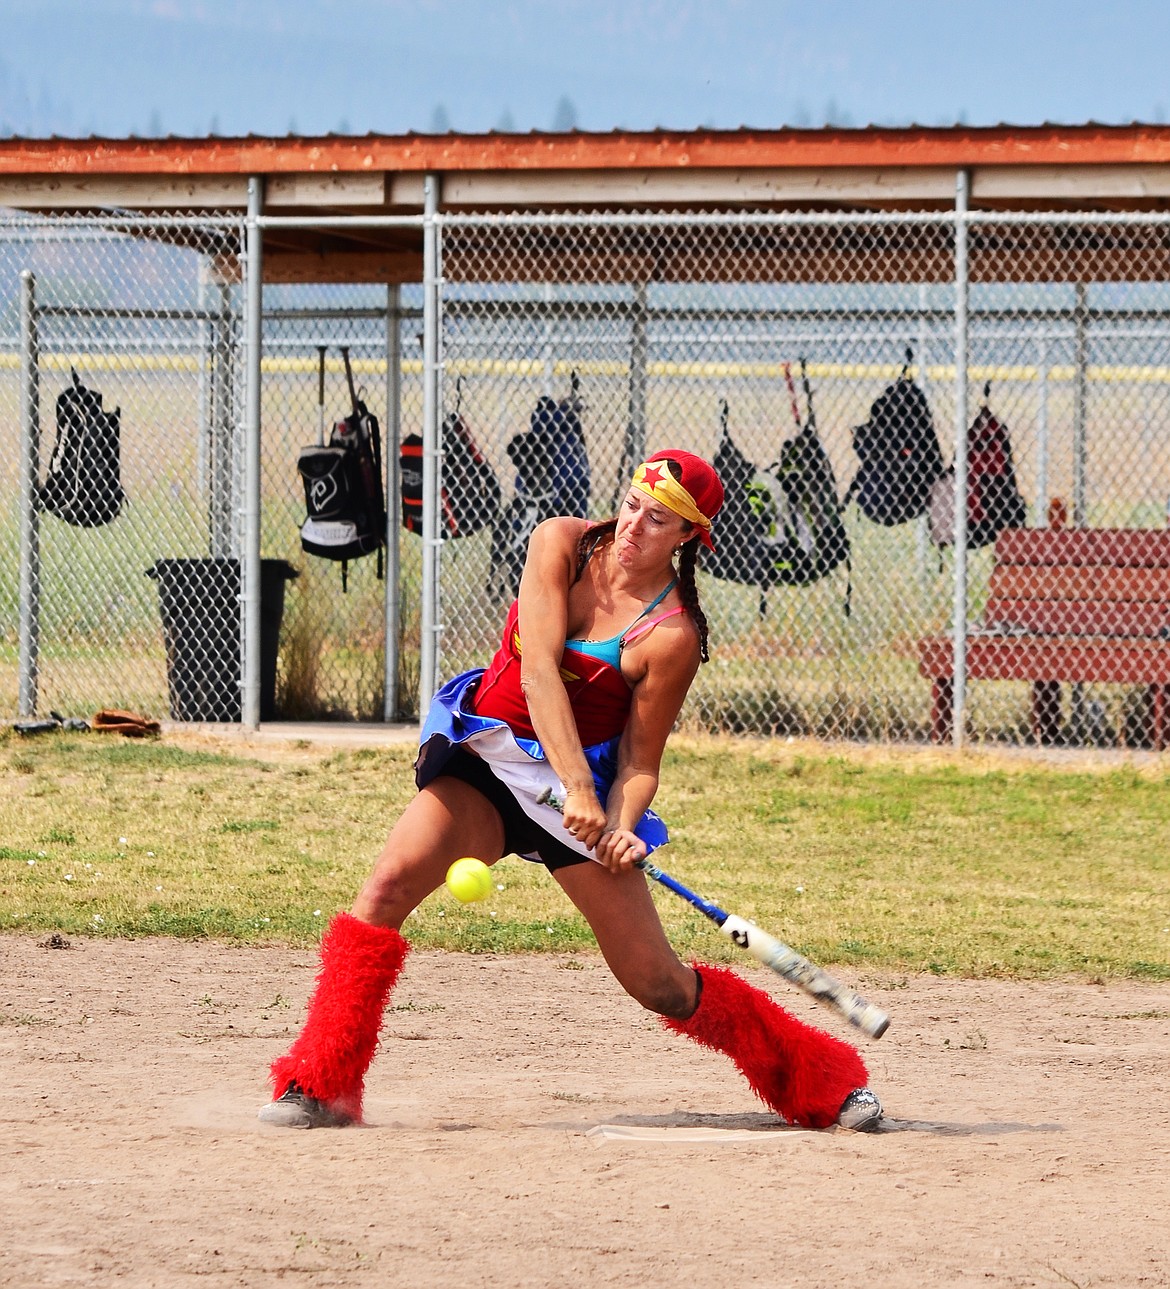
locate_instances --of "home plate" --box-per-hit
[586,1124,804,1143]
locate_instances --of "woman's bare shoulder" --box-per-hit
[520,517,592,591]
[626,606,701,685]
[531,516,591,549]
[650,606,701,654]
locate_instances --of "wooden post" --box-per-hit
[931,678,954,744]
[1032,681,1062,746]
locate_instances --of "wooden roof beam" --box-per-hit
[4,164,1169,217]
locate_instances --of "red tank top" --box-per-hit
[471,600,634,746]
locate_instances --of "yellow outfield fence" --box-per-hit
[5,350,1170,387]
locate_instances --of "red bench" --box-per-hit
[918,528,1170,749]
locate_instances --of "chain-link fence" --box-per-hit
[2,213,252,722]
[3,206,1169,746]
[258,283,424,720]
[0,212,429,726]
[432,211,1170,748]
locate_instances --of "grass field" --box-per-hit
[2,726,1167,981]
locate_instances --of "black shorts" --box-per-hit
[432,747,590,872]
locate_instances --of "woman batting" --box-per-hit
[260,448,883,1132]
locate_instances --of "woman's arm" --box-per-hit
[594,615,701,871]
[515,518,609,846]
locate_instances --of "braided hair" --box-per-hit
[675,536,712,663]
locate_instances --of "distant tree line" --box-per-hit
[429,95,578,134]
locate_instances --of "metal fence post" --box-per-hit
[1068,279,1090,737]
[196,265,211,499]
[951,173,971,749]
[419,175,441,721]
[915,283,931,587]
[384,282,402,721]
[209,279,235,557]
[241,179,264,728]
[541,281,556,396]
[629,279,648,465]
[1072,281,1089,527]
[18,270,40,717]
[1036,331,1050,524]
[610,281,649,510]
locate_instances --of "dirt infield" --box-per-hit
[2,933,1168,1289]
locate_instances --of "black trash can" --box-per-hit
[145,558,299,722]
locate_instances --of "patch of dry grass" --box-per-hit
[1,725,1167,980]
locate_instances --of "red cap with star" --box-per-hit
[630,449,725,550]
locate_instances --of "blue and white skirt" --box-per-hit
[414,668,669,862]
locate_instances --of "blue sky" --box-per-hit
[1,0,1168,139]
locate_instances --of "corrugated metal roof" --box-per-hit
[3,123,1170,175]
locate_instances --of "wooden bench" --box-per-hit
[918,528,1170,748]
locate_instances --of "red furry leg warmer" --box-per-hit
[662,964,868,1129]
[268,912,408,1123]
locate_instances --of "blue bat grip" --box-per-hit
[637,858,729,927]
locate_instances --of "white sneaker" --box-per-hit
[258,1083,352,1129]
[836,1087,883,1131]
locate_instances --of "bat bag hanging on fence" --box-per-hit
[38,368,124,528]
[489,371,591,601]
[927,387,1028,551]
[843,348,945,527]
[400,379,501,540]
[703,393,851,616]
[297,347,386,592]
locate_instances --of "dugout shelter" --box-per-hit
[4,124,1170,746]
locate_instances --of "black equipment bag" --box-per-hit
[297,347,386,591]
[928,384,1028,550]
[489,372,591,600]
[703,378,852,616]
[769,360,851,592]
[844,348,945,527]
[703,399,780,592]
[38,368,124,527]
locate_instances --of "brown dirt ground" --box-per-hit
[3,931,1169,1289]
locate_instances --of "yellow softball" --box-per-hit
[445,857,493,903]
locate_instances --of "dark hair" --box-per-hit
[575,503,713,665]
[675,537,711,663]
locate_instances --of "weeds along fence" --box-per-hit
[3,205,1170,746]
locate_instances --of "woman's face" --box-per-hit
[614,488,693,568]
